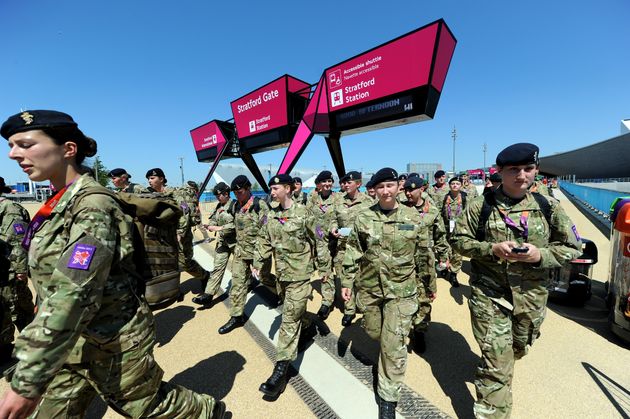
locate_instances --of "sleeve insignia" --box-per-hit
[13,223,25,235]
[67,243,97,270]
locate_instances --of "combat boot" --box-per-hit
[379,399,397,419]
[259,361,290,398]
[317,304,331,320]
[192,293,214,306]
[341,314,356,327]
[218,316,246,334]
[449,272,460,288]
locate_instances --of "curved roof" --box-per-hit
[539,132,630,179]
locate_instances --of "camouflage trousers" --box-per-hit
[0,279,35,346]
[204,242,234,296]
[178,228,207,279]
[30,333,217,418]
[276,279,311,362]
[468,284,548,419]
[229,254,272,317]
[450,252,462,274]
[412,276,434,332]
[322,250,356,314]
[356,290,418,402]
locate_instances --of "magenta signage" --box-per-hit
[190,120,233,163]
[230,75,310,145]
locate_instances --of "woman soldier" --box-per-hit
[252,174,331,399]
[0,110,224,418]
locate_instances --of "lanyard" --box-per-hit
[239,196,254,213]
[446,194,462,219]
[22,184,71,250]
[498,209,530,239]
[416,198,430,217]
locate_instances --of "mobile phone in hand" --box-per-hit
[511,247,528,254]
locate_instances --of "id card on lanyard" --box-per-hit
[449,219,456,233]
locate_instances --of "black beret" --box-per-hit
[0,176,11,193]
[315,170,333,184]
[371,167,398,185]
[231,175,251,191]
[341,171,362,183]
[108,168,129,178]
[187,180,199,189]
[408,172,419,178]
[489,173,502,182]
[146,168,166,179]
[434,170,446,178]
[292,177,303,184]
[213,182,230,194]
[398,173,408,181]
[448,176,462,184]
[268,174,293,186]
[403,176,427,190]
[365,179,374,189]
[496,143,540,167]
[1,110,81,140]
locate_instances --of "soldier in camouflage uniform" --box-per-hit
[403,176,449,353]
[329,171,371,327]
[428,169,449,210]
[441,176,468,287]
[193,182,236,307]
[306,170,339,321]
[341,168,428,419]
[0,177,34,360]
[253,174,330,399]
[451,143,581,419]
[108,168,148,194]
[365,179,377,201]
[217,175,271,334]
[0,110,225,418]
[291,177,308,205]
[529,173,553,197]
[395,173,408,202]
[146,168,210,286]
[461,172,479,199]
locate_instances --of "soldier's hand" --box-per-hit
[0,389,40,419]
[330,228,341,238]
[15,273,28,281]
[509,243,542,264]
[341,287,352,301]
[251,268,260,278]
[429,292,437,301]
[321,275,328,283]
[492,241,519,260]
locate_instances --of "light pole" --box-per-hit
[451,126,457,174]
[482,142,487,169]
[179,157,184,186]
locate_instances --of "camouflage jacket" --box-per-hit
[428,183,449,211]
[292,190,308,206]
[406,197,450,278]
[116,182,148,194]
[462,183,478,198]
[306,191,338,233]
[0,197,29,275]
[208,200,236,248]
[330,191,372,253]
[451,188,582,298]
[234,195,269,260]
[530,180,552,197]
[341,204,428,299]
[12,174,155,398]
[254,201,331,281]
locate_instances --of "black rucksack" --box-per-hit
[475,191,552,241]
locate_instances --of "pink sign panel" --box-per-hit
[190,121,227,153]
[325,22,439,112]
[230,75,310,140]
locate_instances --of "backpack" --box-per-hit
[70,188,183,308]
[475,191,552,241]
[235,196,262,214]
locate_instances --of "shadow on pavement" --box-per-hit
[420,322,477,419]
[582,362,630,418]
[154,305,196,347]
[170,350,246,401]
[338,321,379,366]
[180,276,204,296]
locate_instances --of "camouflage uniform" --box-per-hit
[230,196,270,317]
[529,180,552,197]
[451,188,581,419]
[11,174,218,418]
[172,187,208,279]
[330,191,372,316]
[254,202,330,361]
[428,183,449,211]
[341,204,428,402]
[306,192,338,308]
[204,200,236,296]
[405,197,449,331]
[463,182,479,199]
[292,190,308,206]
[441,191,467,274]
[0,197,34,350]
[116,183,148,194]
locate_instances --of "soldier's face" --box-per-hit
[293,182,302,193]
[436,175,446,186]
[8,130,70,183]
[375,181,398,205]
[405,188,422,203]
[367,187,376,198]
[148,175,164,190]
[216,192,230,204]
[449,181,461,192]
[270,184,290,202]
[500,164,537,197]
[111,175,127,188]
[318,179,333,192]
[234,187,251,203]
[344,180,360,194]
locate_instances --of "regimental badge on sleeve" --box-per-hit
[67,243,97,270]
[13,223,26,235]
[57,235,113,285]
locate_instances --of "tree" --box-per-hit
[251,182,262,191]
[92,157,110,187]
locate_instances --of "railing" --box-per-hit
[559,181,629,216]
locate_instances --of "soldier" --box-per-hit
[365,179,377,201]
[146,168,210,288]
[451,143,581,419]
[291,177,308,205]
[193,182,236,307]
[253,174,330,399]
[341,167,427,419]
[461,172,479,198]
[441,176,467,287]
[0,110,224,418]
[0,177,34,361]
[183,180,203,227]
[403,176,449,353]
[330,171,371,326]
[530,173,553,197]
[107,168,147,193]
[428,169,449,209]
[396,173,408,202]
[306,170,339,321]
[217,175,270,334]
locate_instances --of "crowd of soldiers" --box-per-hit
[0,109,580,419]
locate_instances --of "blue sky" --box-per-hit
[1,0,628,187]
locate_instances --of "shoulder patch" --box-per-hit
[13,223,26,235]
[67,243,97,270]
[57,235,113,285]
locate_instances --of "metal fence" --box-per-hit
[559,181,630,216]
